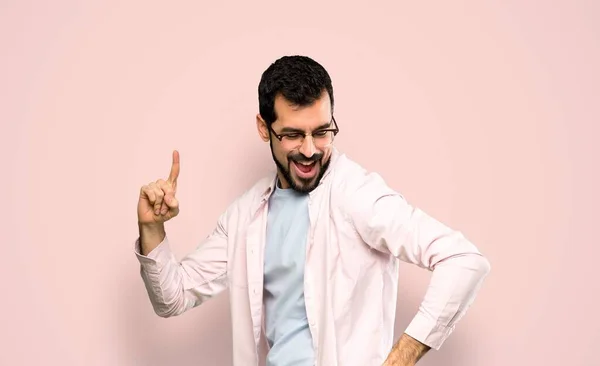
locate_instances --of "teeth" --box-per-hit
[298,161,314,166]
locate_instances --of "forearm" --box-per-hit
[383,333,430,365]
[402,253,490,350]
[136,235,202,318]
[134,221,230,317]
[382,254,489,365]
[139,222,166,256]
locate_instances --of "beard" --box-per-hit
[269,141,331,193]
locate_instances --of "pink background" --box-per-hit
[2,1,599,365]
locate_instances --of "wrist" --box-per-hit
[138,221,165,232]
[138,222,166,255]
[383,333,430,366]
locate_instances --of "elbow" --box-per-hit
[154,302,184,318]
[156,310,176,319]
[475,255,491,278]
[154,305,174,318]
[434,252,491,278]
[140,268,191,318]
[152,293,187,318]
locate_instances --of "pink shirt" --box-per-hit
[134,148,491,365]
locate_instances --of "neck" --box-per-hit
[276,173,290,189]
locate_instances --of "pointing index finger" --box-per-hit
[168,150,180,184]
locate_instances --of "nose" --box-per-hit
[298,135,317,158]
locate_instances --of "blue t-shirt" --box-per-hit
[263,183,315,366]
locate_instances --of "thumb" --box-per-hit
[164,195,179,209]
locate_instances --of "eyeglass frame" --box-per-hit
[267,116,340,148]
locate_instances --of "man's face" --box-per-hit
[257,91,334,193]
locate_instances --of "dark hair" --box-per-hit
[258,55,334,126]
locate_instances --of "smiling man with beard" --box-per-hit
[134,55,491,366]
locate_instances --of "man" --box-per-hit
[134,55,491,366]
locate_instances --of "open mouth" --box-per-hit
[292,160,318,179]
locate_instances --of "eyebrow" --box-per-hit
[279,122,332,134]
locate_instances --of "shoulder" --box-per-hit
[331,153,397,199]
[330,152,402,216]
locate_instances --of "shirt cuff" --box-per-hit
[133,235,173,268]
[404,312,455,350]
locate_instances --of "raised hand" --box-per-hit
[137,150,180,225]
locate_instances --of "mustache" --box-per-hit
[288,152,324,164]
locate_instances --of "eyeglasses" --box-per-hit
[268,117,339,150]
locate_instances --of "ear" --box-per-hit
[256,114,270,142]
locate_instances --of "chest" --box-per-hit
[263,191,310,281]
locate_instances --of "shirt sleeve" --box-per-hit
[345,172,491,350]
[134,212,229,318]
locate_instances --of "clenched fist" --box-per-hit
[138,150,180,225]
